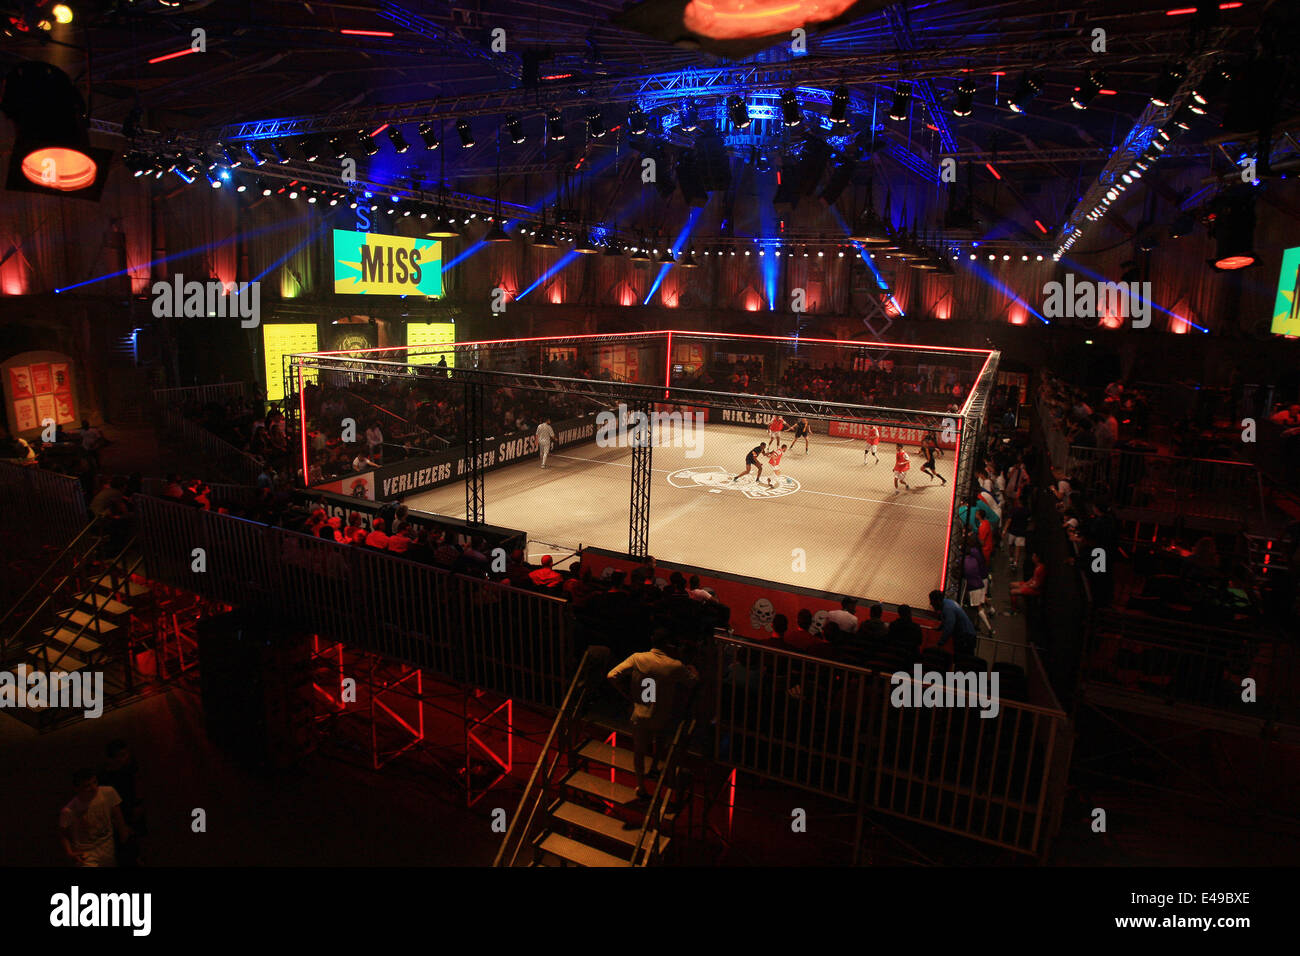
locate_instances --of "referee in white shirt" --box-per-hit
[536,417,556,468]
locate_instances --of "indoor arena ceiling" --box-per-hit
[3,0,1297,251]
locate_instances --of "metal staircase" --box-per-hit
[0,519,157,730]
[494,646,695,867]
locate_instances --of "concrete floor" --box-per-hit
[410,424,956,609]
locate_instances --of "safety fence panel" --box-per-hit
[133,495,571,709]
[713,635,1070,857]
[0,460,88,546]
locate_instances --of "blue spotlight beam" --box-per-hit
[518,250,581,300]
[1056,257,1208,332]
[644,207,702,305]
[961,259,1048,324]
[55,213,314,293]
[828,207,904,317]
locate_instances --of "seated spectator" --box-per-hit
[860,604,888,642]
[784,609,829,653]
[161,473,184,499]
[432,532,461,569]
[364,518,390,550]
[826,596,860,634]
[529,554,564,590]
[887,604,923,650]
[89,475,127,518]
[386,522,413,554]
[1008,553,1047,612]
[687,575,716,602]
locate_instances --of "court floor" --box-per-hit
[407,423,957,609]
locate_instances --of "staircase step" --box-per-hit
[58,610,119,634]
[533,831,631,868]
[27,649,88,671]
[578,739,641,774]
[41,628,102,655]
[95,579,152,599]
[549,799,670,855]
[74,593,133,616]
[562,770,641,806]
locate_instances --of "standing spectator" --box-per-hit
[100,741,143,867]
[59,769,129,867]
[1005,495,1031,571]
[606,633,698,800]
[963,545,995,636]
[80,419,105,468]
[536,417,556,469]
[929,589,978,656]
[365,420,384,459]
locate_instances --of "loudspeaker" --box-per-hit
[676,151,709,207]
[819,161,855,204]
[797,136,831,196]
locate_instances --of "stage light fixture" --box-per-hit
[1151,62,1185,107]
[628,105,648,135]
[0,61,107,193]
[328,135,347,159]
[245,142,269,166]
[887,84,914,121]
[781,91,802,127]
[828,85,850,125]
[298,137,321,161]
[533,224,559,248]
[1209,186,1257,270]
[457,119,474,148]
[548,110,565,141]
[586,108,606,138]
[728,95,751,129]
[506,114,526,144]
[360,131,379,156]
[1008,72,1041,113]
[953,78,975,117]
[1072,71,1106,110]
[658,246,676,264]
[270,140,291,164]
[388,127,410,153]
[575,231,600,254]
[681,99,698,132]
[418,122,441,150]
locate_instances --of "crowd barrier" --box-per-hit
[0,460,88,546]
[133,495,573,709]
[161,408,266,485]
[152,382,252,407]
[713,636,1070,857]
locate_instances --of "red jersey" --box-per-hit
[767,449,785,467]
[769,416,785,432]
[867,426,880,445]
[894,449,910,472]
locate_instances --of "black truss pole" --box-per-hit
[465,379,485,526]
[628,402,652,559]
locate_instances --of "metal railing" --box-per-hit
[152,382,251,407]
[714,635,1070,857]
[1083,609,1297,725]
[133,494,573,708]
[1066,445,1266,526]
[139,478,259,512]
[493,645,609,868]
[160,408,266,485]
[0,460,89,545]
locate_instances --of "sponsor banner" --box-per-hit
[828,419,956,449]
[297,488,526,554]
[333,230,443,297]
[316,472,376,500]
[365,412,600,501]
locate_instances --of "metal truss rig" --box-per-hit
[298,353,968,432]
[127,27,1210,151]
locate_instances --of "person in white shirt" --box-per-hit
[59,770,128,867]
[352,451,379,472]
[607,634,698,799]
[536,417,557,468]
[826,596,860,634]
[365,422,384,458]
